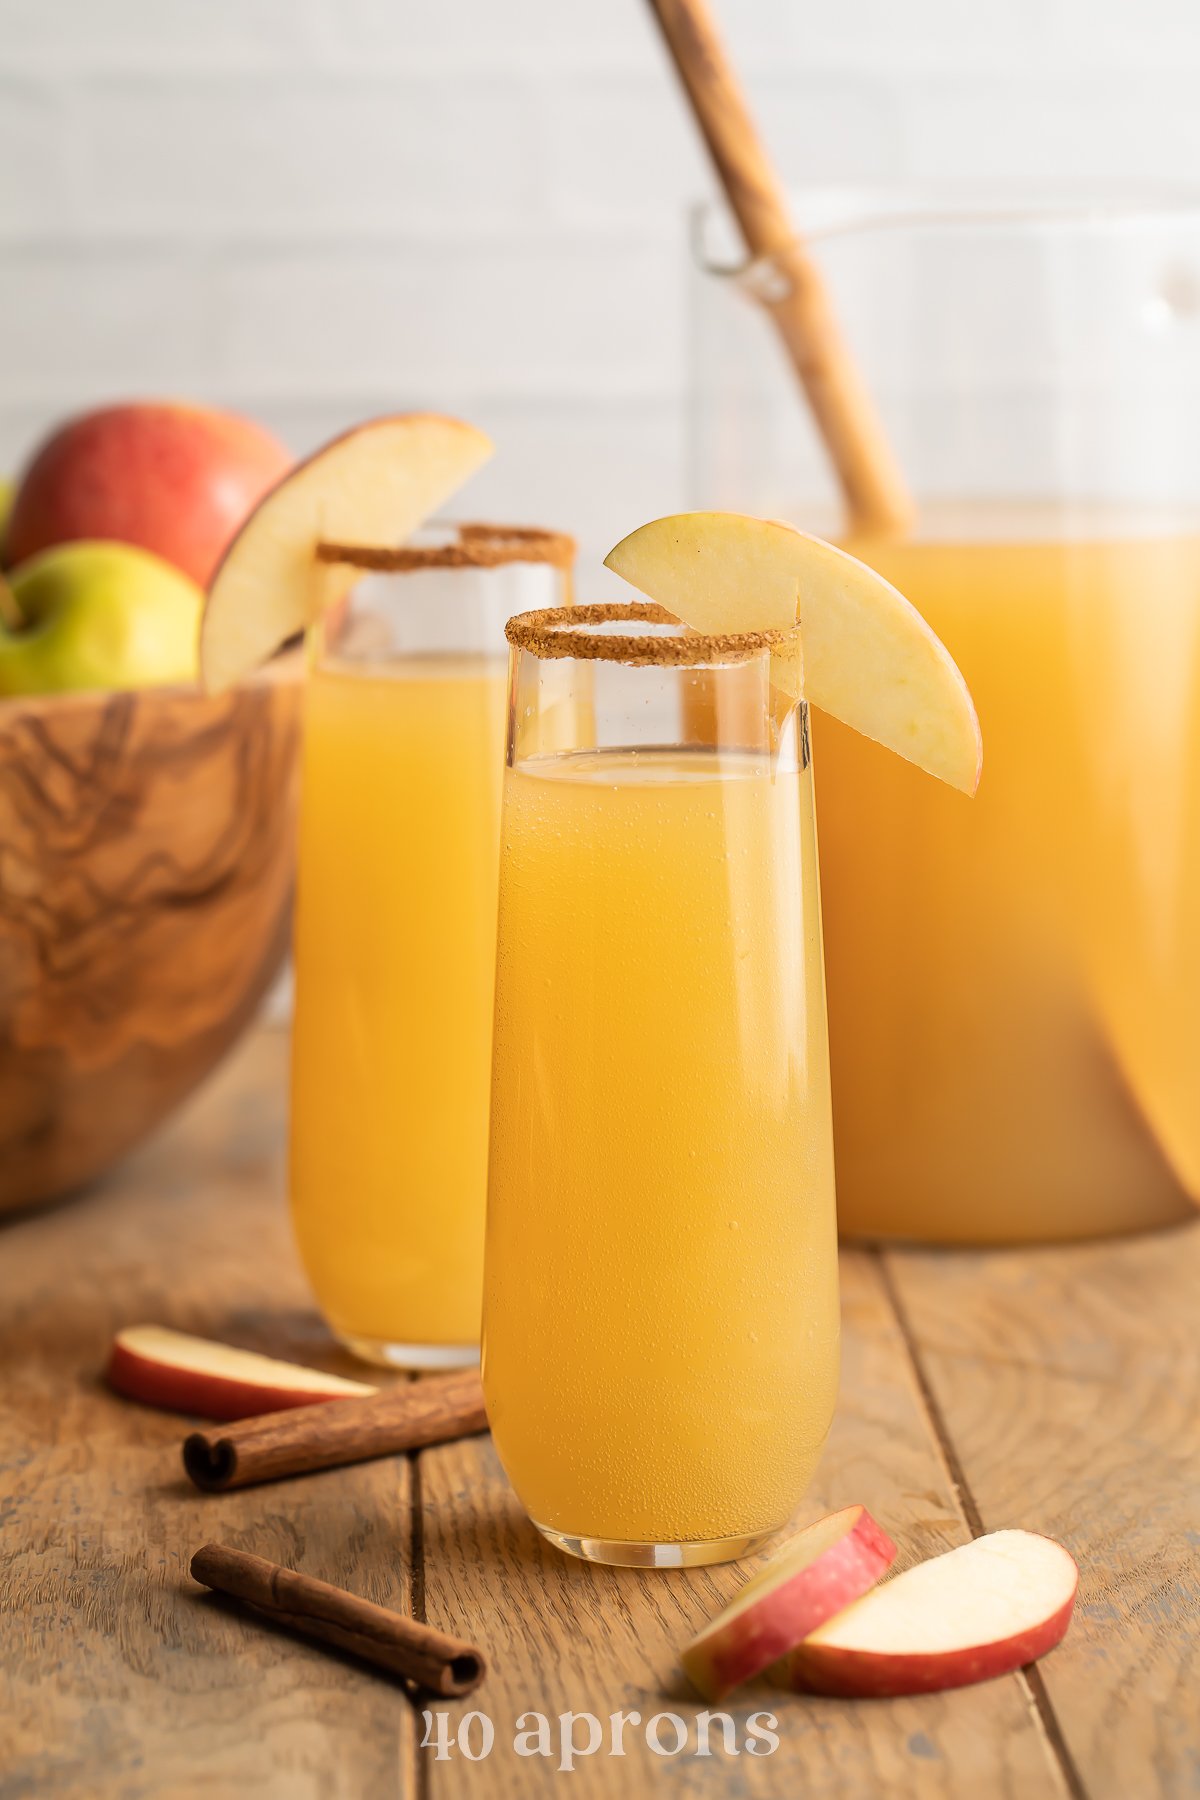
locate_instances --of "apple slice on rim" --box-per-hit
[200,413,493,692]
[106,1325,377,1420]
[780,1529,1078,1698]
[604,511,982,795]
[681,1505,897,1703]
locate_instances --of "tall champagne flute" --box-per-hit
[483,602,839,1565]
[289,524,573,1367]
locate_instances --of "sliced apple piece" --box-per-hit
[780,1529,1078,1698]
[604,512,982,795]
[106,1325,377,1420]
[200,413,492,692]
[681,1506,897,1703]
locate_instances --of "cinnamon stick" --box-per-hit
[645,0,914,537]
[183,1367,487,1492]
[190,1544,486,1695]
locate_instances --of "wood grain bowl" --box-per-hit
[0,658,303,1216]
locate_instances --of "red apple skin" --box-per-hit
[682,1507,898,1703]
[5,402,293,588]
[783,1588,1077,1698]
[105,1339,374,1421]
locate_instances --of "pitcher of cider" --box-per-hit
[691,192,1200,1242]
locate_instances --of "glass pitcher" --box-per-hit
[691,191,1200,1242]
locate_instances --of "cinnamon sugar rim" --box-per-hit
[316,522,576,574]
[505,602,793,665]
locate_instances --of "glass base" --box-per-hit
[337,1332,479,1371]
[533,1520,778,1568]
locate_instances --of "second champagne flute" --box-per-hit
[289,523,573,1368]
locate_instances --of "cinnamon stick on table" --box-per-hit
[183,1367,487,1492]
[191,1544,486,1696]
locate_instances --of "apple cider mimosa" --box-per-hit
[483,604,838,1563]
[291,652,506,1356]
[289,525,573,1366]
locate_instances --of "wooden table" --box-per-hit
[3,1028,1197,1799]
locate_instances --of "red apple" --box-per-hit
[5,402,293,587]
[781,1529,1078,1697]
[106,1325,376,1419]
[681,1506,897,1702]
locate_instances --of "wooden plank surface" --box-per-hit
[2,1026,1195,1799]
[419,1253,1066,1798]
[0,1030,415,1800]
[885,1227,1200,1800]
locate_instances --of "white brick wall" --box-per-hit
[2,0,1199,574]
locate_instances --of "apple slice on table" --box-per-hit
[681,1506,897,1702]
[780,1529,1078,1698]
[604,512,982,795]
[200,413,492,692]
[106,1325,376,1420]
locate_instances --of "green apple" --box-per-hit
[0,539,202,698]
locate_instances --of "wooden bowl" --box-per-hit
[0,659,303,1216]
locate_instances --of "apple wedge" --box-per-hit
[681,1506,897,1703]
[604,512,982,795]
[780,1529,1078,1698]
[106,1325,376,1420]
[200,413,492,692]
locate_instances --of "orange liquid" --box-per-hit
[1067,533,1200,1199]
[818,522,1194,1242]
[483,741,838,1547]
[290,654,506,1350]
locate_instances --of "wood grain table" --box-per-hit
[2,1027,1197,1799]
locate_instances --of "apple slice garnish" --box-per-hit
[780,1529,1078,1698]
[681,1506,897,1703]
[604,512,982,794]
[106,1325,377,1420]
[199,413,493,692]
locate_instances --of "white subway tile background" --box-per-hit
[2,0,1199,575]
